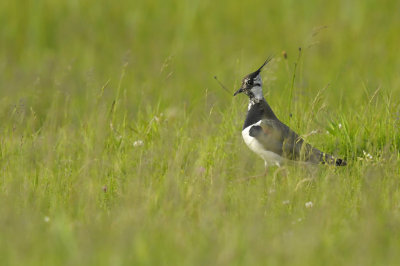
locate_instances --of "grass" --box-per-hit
[1,0,400,265]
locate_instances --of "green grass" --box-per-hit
[1,0,400,265]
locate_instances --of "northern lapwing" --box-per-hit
[234,57,346,174]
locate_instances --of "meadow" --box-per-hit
[0,0,400,265]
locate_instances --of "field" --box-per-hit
[1,0,400,265]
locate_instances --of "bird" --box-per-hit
[234,57,346,174]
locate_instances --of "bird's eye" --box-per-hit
[246,79,252,85]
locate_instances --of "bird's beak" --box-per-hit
[233,87,244,96]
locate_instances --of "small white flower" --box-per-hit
[297,218,303,222]
[44,216,50,223]
[326,131,330,135]
[133,140,144,147]
[305,201,313,208]
[282,200,290,205]
[363,150,373,160]
[338,123,342,129]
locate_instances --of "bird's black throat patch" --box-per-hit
[242,99,277,130]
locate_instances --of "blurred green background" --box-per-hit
[0,0,400,265]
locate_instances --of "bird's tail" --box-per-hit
[332,157,347,166]
[320,151,347,166]
[305,145,347,166]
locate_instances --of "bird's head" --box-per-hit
[233,57,272,100]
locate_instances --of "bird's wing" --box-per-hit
[249,119,336,164]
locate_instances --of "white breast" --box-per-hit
[242,121,285,167]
